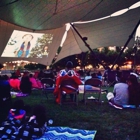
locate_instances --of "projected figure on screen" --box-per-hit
[14,34,33,57]
[42,46,49,57]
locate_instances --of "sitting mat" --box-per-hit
[35,126,97,140]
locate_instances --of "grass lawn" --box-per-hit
[10,87,140,140]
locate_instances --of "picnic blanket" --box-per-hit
[10,92,28,98]
[35,126,97,140]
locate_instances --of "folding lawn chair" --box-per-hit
[84,78,103,105]
[41,78,55,99]
[59,78,79,105]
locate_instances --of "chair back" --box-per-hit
[107,71,116,84]
[60,77,79,105]
[121,70,132,82]
[60,78,78,91]
[85,78,102,87]
[84,78,102,104]
[41,78,55,87]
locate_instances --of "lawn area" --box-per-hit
[11,87,140,140]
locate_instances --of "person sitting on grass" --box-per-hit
[0,75,12,123]
[20,75,32,94]
[0,100,26,139]
[106,76,129,109]
[29,73,42,89]
[9,74,20,91]
[16,104,47,139]
[127,74,140,108]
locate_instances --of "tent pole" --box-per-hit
[70,23,106,69]
[111,19,140,70]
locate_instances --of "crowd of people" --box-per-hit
[0,61,140,138]
[106,72,140,109]
[53,61,140,108]
[0,100,47,139]
[0,70,49,139]
[2,70,45,95]
[54,61,101,104]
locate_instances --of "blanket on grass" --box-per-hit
[10,92,28,98]
[35,126,97,140]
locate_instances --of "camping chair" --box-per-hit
[59,78,79,105]
[121,70,132,82]
[84,78,103,105]
[41,78,55,99]
[106,71,117,87]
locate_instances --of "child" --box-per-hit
[0,100,26,139]
[17,104,47,139]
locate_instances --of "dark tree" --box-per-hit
[29,34,53,58]
[0,63,4,69]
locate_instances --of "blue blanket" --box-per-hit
[35,126,97,140]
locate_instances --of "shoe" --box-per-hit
[113,104,123,110]
[88,96,95,99]
[109,101,114,107]
[109,102,123,109]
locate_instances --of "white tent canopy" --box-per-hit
[0,0,139,66]
[56,7,140,63]
[0,0,139,30]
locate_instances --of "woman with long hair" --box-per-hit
[127,74,140,107]
[20,76,32,94]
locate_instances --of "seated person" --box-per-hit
[54,61,100,104]
[3,75,10,81]
[9,74,20,91]
[29,73,42,89]
[115,67,122,82]
[0,75,12,123]
[54,61,82,104]
[15,69,21,78]
[127,74,140,107]
[9,99,26,120]
[91,73,98,79]
[106,76,129,107]
[84,73,92,81]
[102,66,110,86]
[20,76,32,94]
[16,104,46,139]
[97,71,102,80]
[34,71,39,79]
[0,100,26,139]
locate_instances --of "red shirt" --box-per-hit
[9,79,20,90]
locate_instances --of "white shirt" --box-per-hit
[113,82,129,105]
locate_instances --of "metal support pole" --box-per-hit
[111,19,140,70]
[70,23,106,69]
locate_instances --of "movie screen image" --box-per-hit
[1,30,53,58]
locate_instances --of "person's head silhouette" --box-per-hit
[65,61,73,69]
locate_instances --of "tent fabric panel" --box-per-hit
[55,27,82,63]
[55,7,140,63]
[0,0,139,30]
[81,0,139,21]
[73,7,140,49]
